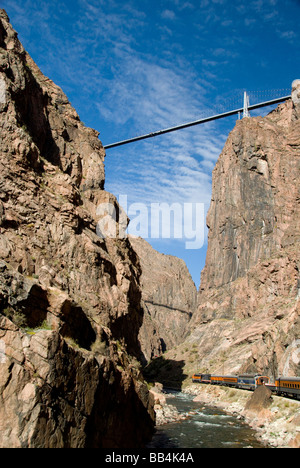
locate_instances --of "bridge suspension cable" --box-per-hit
[104,94,290,150]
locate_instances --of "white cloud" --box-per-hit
[278,30,297,41]
[88,7,227,241]
[161,9,176,20]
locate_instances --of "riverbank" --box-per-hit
[184,384,300,448]
[149,384,188,426]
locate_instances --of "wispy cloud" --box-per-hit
[161,9,176,20]
[99,55,224,215]
[63,2,226,221]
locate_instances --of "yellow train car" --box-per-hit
[211,375,238,387]
[275,377,300,399]
[191,371,300,401]
[192,374,202,383]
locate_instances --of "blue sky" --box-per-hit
[2,0,299,287]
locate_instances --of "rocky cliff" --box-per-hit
[129,236,197,363]
[0,10,155,448]
[1,8,299,447]
[166,81,300,380]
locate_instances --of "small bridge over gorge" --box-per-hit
[103,89,291,150]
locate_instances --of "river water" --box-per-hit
[147,390,266,449]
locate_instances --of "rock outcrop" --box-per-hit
[167,81,300,379]
[0,10,155,448]
[129,237,197,363]
[148,383,186,426]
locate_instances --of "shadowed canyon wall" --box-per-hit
[130,236,197,363]
[0,9,155,448]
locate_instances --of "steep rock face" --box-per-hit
[201,86,300,292]
[129,237,197,362]
[0,10,154,447]
[173,82,300,379]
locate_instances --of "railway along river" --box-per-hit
[147,390,266,449]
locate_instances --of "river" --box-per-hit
[147,390,266,448]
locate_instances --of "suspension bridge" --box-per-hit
[104,89,291,150]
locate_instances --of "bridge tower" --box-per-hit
[243,91,250,118]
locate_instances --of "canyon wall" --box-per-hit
[0,10,155,448]
[167,81,300,380]
[1,8,299,447]
[129,236,197,363]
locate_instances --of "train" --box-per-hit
[192,373,300,400]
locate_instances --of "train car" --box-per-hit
[211,375,238,387]
[237,375,256,391]
[238,374,270,390]
[192,373,211,383]
[192,374,202,383]
[201,374,212,383]
[191,373,269,389]
[191,371,300,402]
[275,377,300,400]
[237,374,256,390]
[256,376,271,386]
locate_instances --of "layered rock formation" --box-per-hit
[0,10,155,448]
[1,7,299,447]
[168,81,300,379]
[129,236,197,363]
